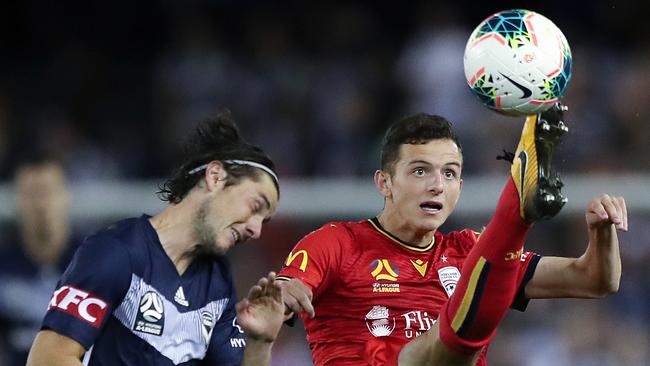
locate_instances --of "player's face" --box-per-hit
[383,139,462,235]
[16,163,71,262]
[195,173,278,256]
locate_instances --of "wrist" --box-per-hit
[246,334,276,345]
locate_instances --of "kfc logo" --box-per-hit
[48,286,108,328]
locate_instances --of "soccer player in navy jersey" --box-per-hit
[277,104,627,365]
[26,110,285,366]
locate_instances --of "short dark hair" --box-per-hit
[158,110,278,204]
[380,113,462,174]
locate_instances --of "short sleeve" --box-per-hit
[277,223,347,298]
[511,252,542,311]
[41,236,132,349]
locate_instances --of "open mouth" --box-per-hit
[420,201,443,214]
[231,228,242,244]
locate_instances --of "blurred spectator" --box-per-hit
[0,158,79,366]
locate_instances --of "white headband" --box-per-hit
[188,159,279,185]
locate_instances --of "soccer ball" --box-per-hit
[463,9,572,116]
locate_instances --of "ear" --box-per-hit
[374,170,392,198]
[204,161,228,191]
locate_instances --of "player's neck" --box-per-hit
[377,212,436,248]
[149,202,198,275]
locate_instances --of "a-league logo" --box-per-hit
[134,291,165,336]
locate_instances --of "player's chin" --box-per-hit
[418,210,447,228]
[208,237,233,257]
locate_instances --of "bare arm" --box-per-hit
[399,321,481,366]
[237,272,285,366]
[27,330,86,366]
[526,194,626,299]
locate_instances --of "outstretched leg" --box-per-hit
[399,103,568,365]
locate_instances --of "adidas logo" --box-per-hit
[174,286,189,307]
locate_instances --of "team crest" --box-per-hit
[200,310,215,345]
[365,305,395,337]
[134,291,165,336]
[437,266,461,298]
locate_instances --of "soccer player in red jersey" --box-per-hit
[277,104,627,365]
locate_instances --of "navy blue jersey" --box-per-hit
[0,234,78,366]
[41,216,246,365]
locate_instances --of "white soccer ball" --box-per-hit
[463,9,572,116]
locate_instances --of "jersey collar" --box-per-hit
[367,217,435,252]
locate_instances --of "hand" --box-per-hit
[585,194,628,231]
[235,272,284,343]
[276,278,315,319]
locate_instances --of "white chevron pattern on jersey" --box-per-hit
[113,274,229,365]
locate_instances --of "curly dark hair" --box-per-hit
[380,113,462,175]
[157,110,278,204]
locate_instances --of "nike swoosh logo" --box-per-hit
[500,72,532,99]
[519,150,528,201]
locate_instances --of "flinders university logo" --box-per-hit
[365,305,395,337]
[437,266,461,298]
[134,291,165,336]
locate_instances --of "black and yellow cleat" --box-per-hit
[511,102,569,223]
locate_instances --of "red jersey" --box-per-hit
[277,218,540,366]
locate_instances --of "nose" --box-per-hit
[428,172,444,194]
[245,215,264,240]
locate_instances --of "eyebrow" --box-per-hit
[407,159,462,168]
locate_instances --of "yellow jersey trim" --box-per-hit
[451,256,487,332]
[367,218,435,252]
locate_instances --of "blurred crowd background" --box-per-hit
[0,1,648,365]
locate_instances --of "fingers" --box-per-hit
[602,194,628,231]
[602,194,620,223]
[619,196,628,231]
[248,272,283,302]
[289,292,315,318]
[279,279,315,318]
[588,194,628,231]
[264,272,283,303]
[248,275,316,318]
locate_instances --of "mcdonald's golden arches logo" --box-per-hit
[285,250,309,272]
